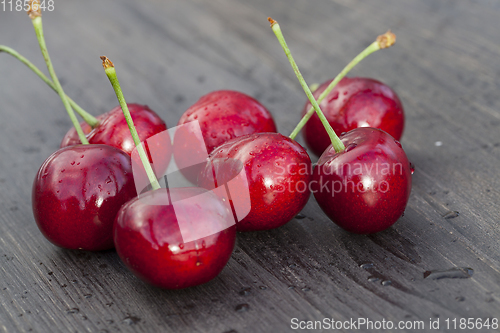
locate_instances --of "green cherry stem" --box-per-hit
[0,45,99,128]
[101,56,161,191]
[289,30,396,141]
[28,0,88,144]
[269,17,344,152]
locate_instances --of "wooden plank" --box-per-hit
[1,0,500,332]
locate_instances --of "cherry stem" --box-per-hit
[289,30,396,141]
[269,18,345,153]
[28,1,88,144]
[0,45,99,128]
[100,56,161,191]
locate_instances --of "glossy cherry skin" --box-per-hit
[114,187,236,289]
[177,90,277,154]
[303,77,405,156]
[312,128,412,234]
[199,133,312,232]
[61,104,167,156]
[60,114,107,147]
[32,144,136,250]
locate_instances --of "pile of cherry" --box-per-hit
[4,5,412,289]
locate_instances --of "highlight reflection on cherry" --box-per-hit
[303,77,404,156]
[61,104,167,155]
[178,90,277,154]
[32,144,136,251]
[199,132,312,232]
[114,187,236,289]
[312,127,412,234]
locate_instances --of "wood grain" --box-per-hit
[1,0,499,332]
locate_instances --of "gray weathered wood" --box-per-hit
[1,0,500,332]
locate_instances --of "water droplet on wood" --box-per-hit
[123,315,141,325]
[423,267,473,280]
[442,211,460,219]
[235,304,249,312]
[66,308,79,314]
[239,287,251,296]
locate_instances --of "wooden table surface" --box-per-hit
[1,0,500,332]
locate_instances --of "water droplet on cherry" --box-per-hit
[345,143,357,152]
[328,91,339,102]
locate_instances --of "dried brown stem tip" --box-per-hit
[377,30,396,49]
[27,0,42,19]
[100,56,115,69]
[268,17,277,27]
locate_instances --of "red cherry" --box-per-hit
[60,114,107,147]
[114,187,236,289]
[32,144,136,250]
[177,90,277,154]
[312,128,412,234]
[199,133,311,232]
[61,104,167,156]
[303,77,405,156]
